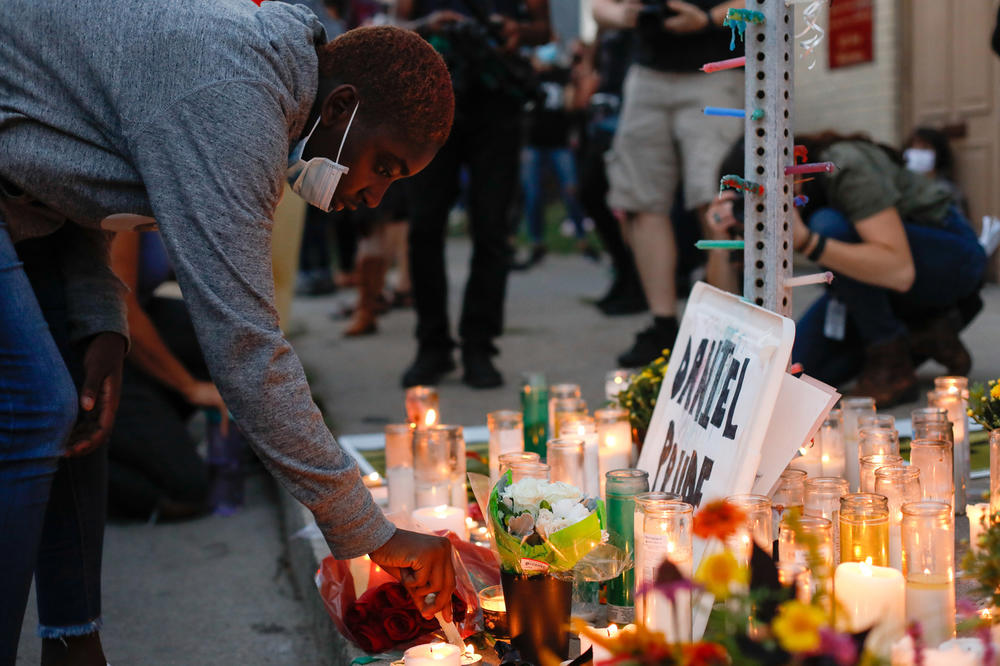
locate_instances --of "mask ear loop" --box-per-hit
[335,101,360,164]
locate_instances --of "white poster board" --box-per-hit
[636,283,795,508]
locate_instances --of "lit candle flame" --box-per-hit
[425,409,438,426]
[607,624,619,638]
[433,504,451,517]
[860,557,873,576]
[465,644,476,656]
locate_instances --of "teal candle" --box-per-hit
[520,373,548,458]
[605,469,650,623]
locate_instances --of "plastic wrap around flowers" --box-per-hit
[487,471,605,576]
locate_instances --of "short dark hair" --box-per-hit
[317,26,454,145]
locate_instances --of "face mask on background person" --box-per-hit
[287,102,359,212]
[903,147,936,175]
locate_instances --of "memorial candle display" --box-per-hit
[840,493,889,566]
[413,425,466,512]
[487,410,523,484]
[638,501,693,642]
[910,407,950,440]
[873,465,921,570]
[967,502,988,556]
[778,515,833,600]
[412,504,469,540]
[817,410,846,478]
[498,451,539,478]
[552,397,587,439]
[507,460,550,483]
[546,438,586,489]
[929,376,970,513]
[596,408,633,498]
[548,383,581,438]
[385,423,415,515]
[562,414,600,498]
[909,439,953,508]
[858,427,899,460]
[633,492,682,623]
[520,373,548,458]
[771,468,806,539]
[842,397,876,492]
[834,560,905,653]
[901,501,955,647]
[405,386,440,429]
[724,494,772,565]
[804,477,850,565]
[857,413,895,433]
[403,643,461,666]
[605,470,649,624]
[478,585,508,638]
[859,453,903,494]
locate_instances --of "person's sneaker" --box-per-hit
[908,310,972,376]
[401,348,456,388]
[617,324,675,368]
[461,347,503,389]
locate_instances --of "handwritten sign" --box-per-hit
[636,283,794,508]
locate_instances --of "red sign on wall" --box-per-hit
[828,0,874,69]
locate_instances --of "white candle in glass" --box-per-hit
[596,408,632,498]
[842,398,876,492]
[403,643,462,666]
[791,439,823,480]
[487,411,524,485]
[640,502,693,643]
[412,505,469,540]
[819,410,846,478]
[968,503,989,555]
[564,415,600,498]
[834,560,905,654]
[579,624,619,664]
[386,424,415,515]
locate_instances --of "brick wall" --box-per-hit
[793,0,902,145]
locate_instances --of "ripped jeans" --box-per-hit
[0,221,107,662]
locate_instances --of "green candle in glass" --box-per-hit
[520,373,548,458]
[605,469,650,623]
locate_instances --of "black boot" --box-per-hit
[617,317,677,368]
[401,346,456,388]
[462,345,503,389]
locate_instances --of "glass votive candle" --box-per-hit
[778,515,833,602]
[488,410,524,484]
[858,427,899,459]
[508,461,550,483]
[605,470,650,624]
[520,373,549,458]
[967,502,989,556]
[901,501,955,646]
[804,477,850,565]
[479,584,508,638]
[549,384,582,437]
[498,451,540,478]
[413,425,466,511]
[842,397,877,492]
[840,493,889,566]
[771,468,807,539]
[911,407,949,437]
[637,501,694,642]
[929,377,970,514]
[909,439,954,508]
[859,453,904,494]
[790,438,823,480]
[874,465,921,570]
[858,413,896,431]
[553,397,588,439]
[405,386,439,429]
[595,408,633,497]
[724,494,772,564]
[633,491,682,622]
[547,438,586,489]
[818,409,845,478]
[385,423,415,515]
[561,414,600,497]
[605,369,634,402]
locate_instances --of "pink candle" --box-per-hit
[784,162,836,176]
[701,56,746,72]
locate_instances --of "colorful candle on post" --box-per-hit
[605,470,650,624]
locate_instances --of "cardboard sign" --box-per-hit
[636,283,795,509]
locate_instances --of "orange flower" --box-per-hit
[679,641,729,666]
[693,500,746,541]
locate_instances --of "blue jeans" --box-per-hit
[520,147,586,244]
[0,221,107,661]
[792,206,986,386]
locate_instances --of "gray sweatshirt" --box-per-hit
[0,0,395,558]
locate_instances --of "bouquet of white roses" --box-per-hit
[487,471,605,576]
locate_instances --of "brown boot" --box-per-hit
[344,256,386,337]
[908,310,972,376]
[849,334,920,408]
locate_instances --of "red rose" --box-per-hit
[381,607,422,643]
[383,583,413,609]
[345,601,371,627]
[352,622,394,653]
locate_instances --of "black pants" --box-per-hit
[107,297,209,518]
[580,125,633,280]
[406,97,522,351]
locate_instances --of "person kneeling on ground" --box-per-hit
[0,6,458,663]
[789,132,986,407]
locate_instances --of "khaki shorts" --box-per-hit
[606,65,744,214]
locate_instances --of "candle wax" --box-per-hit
[905,578,955,648]
[834,562,905,656]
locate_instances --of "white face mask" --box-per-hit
[286,102,359,212]
[904,147,936,174]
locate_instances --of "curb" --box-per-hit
[278,485,366,666]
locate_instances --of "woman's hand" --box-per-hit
[663,0,710,33]
[370,529,457,620]
[66,332,127,457]
[183,380,230,435]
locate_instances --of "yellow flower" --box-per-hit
[991,383,1000,400]
[772,600,826,654]
[693,551,747,599]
